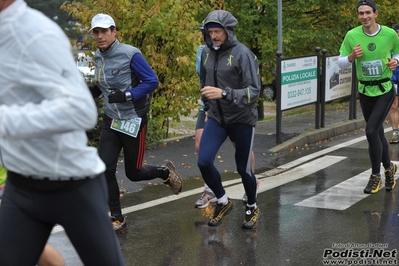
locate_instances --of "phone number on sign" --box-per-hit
[287,87,311,99]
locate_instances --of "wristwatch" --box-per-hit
[221,89,227,99]
[125,91,133,101]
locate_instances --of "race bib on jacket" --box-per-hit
[110,118,142,138]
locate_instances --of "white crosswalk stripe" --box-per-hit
[295,161,399,210]
[227,155,346,200]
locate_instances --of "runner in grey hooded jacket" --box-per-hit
[197,10,261,229]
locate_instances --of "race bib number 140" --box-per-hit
[110,118,142,138]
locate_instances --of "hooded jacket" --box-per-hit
[200,10,260,127]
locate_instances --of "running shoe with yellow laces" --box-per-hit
[385,162,397,191]
[208,199,233,227]
[363,174,382,194]
[161,160,183,195]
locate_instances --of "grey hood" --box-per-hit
[203,10,238,51]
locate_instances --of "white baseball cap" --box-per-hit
[90,14,116,31]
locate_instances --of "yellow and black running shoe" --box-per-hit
[364,174,382,194]
[208,199,233,227]
[385,162,397,191]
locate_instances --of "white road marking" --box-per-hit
[227,155,346,200]
[278,137,363,170]
[278,127,391,170]
[295,161,399,210]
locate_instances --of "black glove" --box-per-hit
[108,88,127,103]
[89,85,102,98]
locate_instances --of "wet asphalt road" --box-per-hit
[48,124,399,266]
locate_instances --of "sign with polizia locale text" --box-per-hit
[281,56,318,110]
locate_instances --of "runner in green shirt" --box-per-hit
[338,0,399,194]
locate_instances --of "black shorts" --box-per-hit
[195,109,206,130]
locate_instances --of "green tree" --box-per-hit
[62,0,218,139]
[62,0,399,140]
[26,0,81,38]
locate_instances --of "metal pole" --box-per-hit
[349,64,357,120]
[315,47,320,129]
[275,0,283,144]
[278,0,282,52]
[276,51,282,144]
[321,49,327,128]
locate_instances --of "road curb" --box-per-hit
[159,117,367,155]
[268,118,366,153]
[158,135,194,145]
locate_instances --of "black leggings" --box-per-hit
[0,172,126,265]
[99,115,163,217]
[359,88,395,174]
[198,118,257,205]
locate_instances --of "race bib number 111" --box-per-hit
[110,118,142,138]
[361,59,383,78]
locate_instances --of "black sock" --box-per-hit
[158,167,169,180]
[114,215,124,222]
